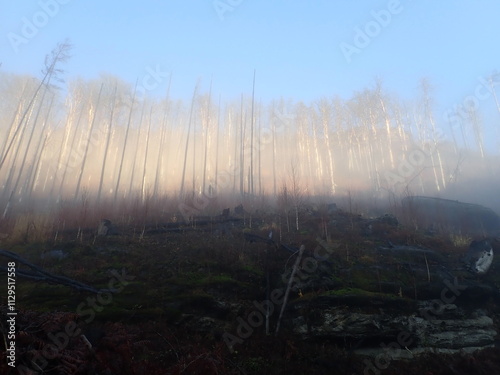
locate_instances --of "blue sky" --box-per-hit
[1,0,500,118]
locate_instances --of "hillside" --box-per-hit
[1,204,500,374]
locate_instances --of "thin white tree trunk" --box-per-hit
[114,81,138,203]
[275,244,305,334]
[74,83,104,200]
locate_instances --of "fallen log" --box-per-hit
[0,249,114,293]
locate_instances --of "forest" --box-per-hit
[2,43,500,375]
[1,43,499,232]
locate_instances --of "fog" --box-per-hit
[1,48,499,227]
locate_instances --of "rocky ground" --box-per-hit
[1,205,500,374]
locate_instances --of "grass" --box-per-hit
[449,233,473,247]
[1,202,497,374]
[320,287,399,299]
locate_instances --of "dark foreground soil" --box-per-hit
[1,208,499,374]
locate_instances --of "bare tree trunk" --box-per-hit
[192,106,197,196]
[1,95,38,203]
[311,111,323,192]
[128,100,146,198]
[257,107,262,196]
[275,244,305,334]
[153,102,168,199]
[467,105,485,159]
[420,79,446,191]
[114,81,138,203]
[10,86,49,202]
[26,93,56,199]
[2,93,39,216]
[319,100,336,194]
[58,93,85,201]
[302,107,313,194]
[289,163,301,231]
[74,83,104,200]
[49,91,78,202]
[96,83,117,204]
[376,81,395,169]
[153,77,171,199]
[239,94,245,196]
[271,105,277,197]
[250,70,256,196]
[0,41,71,171]
[0,82,28,158]
[214,94,221,194]
[180,83,198,197]
[202,83,212,195]
[141,105,153,202]
[232,106,238,195]
[28,132,49,199]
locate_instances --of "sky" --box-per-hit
[1,0,500,124]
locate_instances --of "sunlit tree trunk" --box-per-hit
[300,106,313,195]
[250,70,256,196]
[128,100,146,198]
[2,95,35,218]
[141,105,153,202]
[271,104,278,197]
[420,78,446,191]
[180,83,198,197]
[202,83,212,196]
[376,81,395,169]
[239,95,245,196]
[257,107,262,195]
[311,110,323,191]
[0,41,71,171]
[467,105,485,159]
[26,93,56,199]
[318,100,336,194]
[153,78,171,199]
[30,133,49,198]
[47,89,74,203]
[11,86,49,202]
[57,90,85,201]
[0,82,28,160]
[192,106,198,196]
[1,94,37,203]
[114,81,137,203]
[232,107,238,195]
[96,83,117,204]
[214,95,221,194]
[74,83,103,200]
